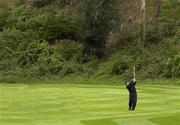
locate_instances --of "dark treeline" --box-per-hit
[0,0,179,83]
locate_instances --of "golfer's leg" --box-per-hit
[129,100,132,110]
[132,100,136,110]
[129,94,133,110]
[132,94,137,110]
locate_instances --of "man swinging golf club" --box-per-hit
[125,66,137,111]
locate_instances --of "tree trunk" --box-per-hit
[156,0,160,18]
[155,0,160,31]
[141,0,146,48]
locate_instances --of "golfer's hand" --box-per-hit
[133,78,136,82]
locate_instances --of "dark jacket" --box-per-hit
[126,80,136,93]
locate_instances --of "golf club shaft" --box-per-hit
[133,66,136,79]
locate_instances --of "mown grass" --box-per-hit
[0,83,180,125]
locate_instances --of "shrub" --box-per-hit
[97,53,133,76]
[56,0,73,6]
[4,6,79,43]
[18,41,50,66]
[55,40,82,61]
[111,60,129,75]
[0,10,9,31]
[146,26,161,43]
[0,28,41,70]
[5,6,34,29]
[11,10,79,43]
[61,62,84,75]
[164,54,180,78]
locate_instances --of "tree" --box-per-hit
[141,0,146,48]
[79,0,120,59]
[155,0,160,18]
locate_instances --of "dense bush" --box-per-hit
[5,6,79,43]
[96,53,133,77]
[145,17,178,44]
[164,54,180,78]
[55,40,82,61]
[0,4,82,79]
[162,29,180,78]
[33,41,84,76]
[56,0,73,6]
[111,56,131,75]
[161,0,180,20]
[5,6,34,29]
[0,28,43,70]
[0,27,83,77]
[0,10,9,31]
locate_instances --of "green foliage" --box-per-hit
[0,28,38,58]
[158,17,177,37]
[161,0,180,20]
[0,3,82,79]
[0,28,46,74]
[140,0,179,45]
[0,10,9,31]
[5,6,79,43]
[145,26,161,43]
[146,16,178,44]
[56,40,82,61]
[5,6,34,29]
[18,41,49,66]
[96,53,133,78]
[164,53,180,78]
[56,0,73,6]
[161,27,180,78]
[110,55,132,75]
[0,26,83,77]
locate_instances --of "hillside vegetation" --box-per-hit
[0,0,179,83]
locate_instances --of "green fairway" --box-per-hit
[0,84,180,125]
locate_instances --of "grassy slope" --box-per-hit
[0,84,180,125]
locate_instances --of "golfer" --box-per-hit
[125,78,137,110]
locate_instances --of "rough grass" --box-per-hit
[0,83,180,125]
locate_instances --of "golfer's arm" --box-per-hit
[133,79,136,86]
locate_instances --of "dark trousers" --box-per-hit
[129,93,137,110]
